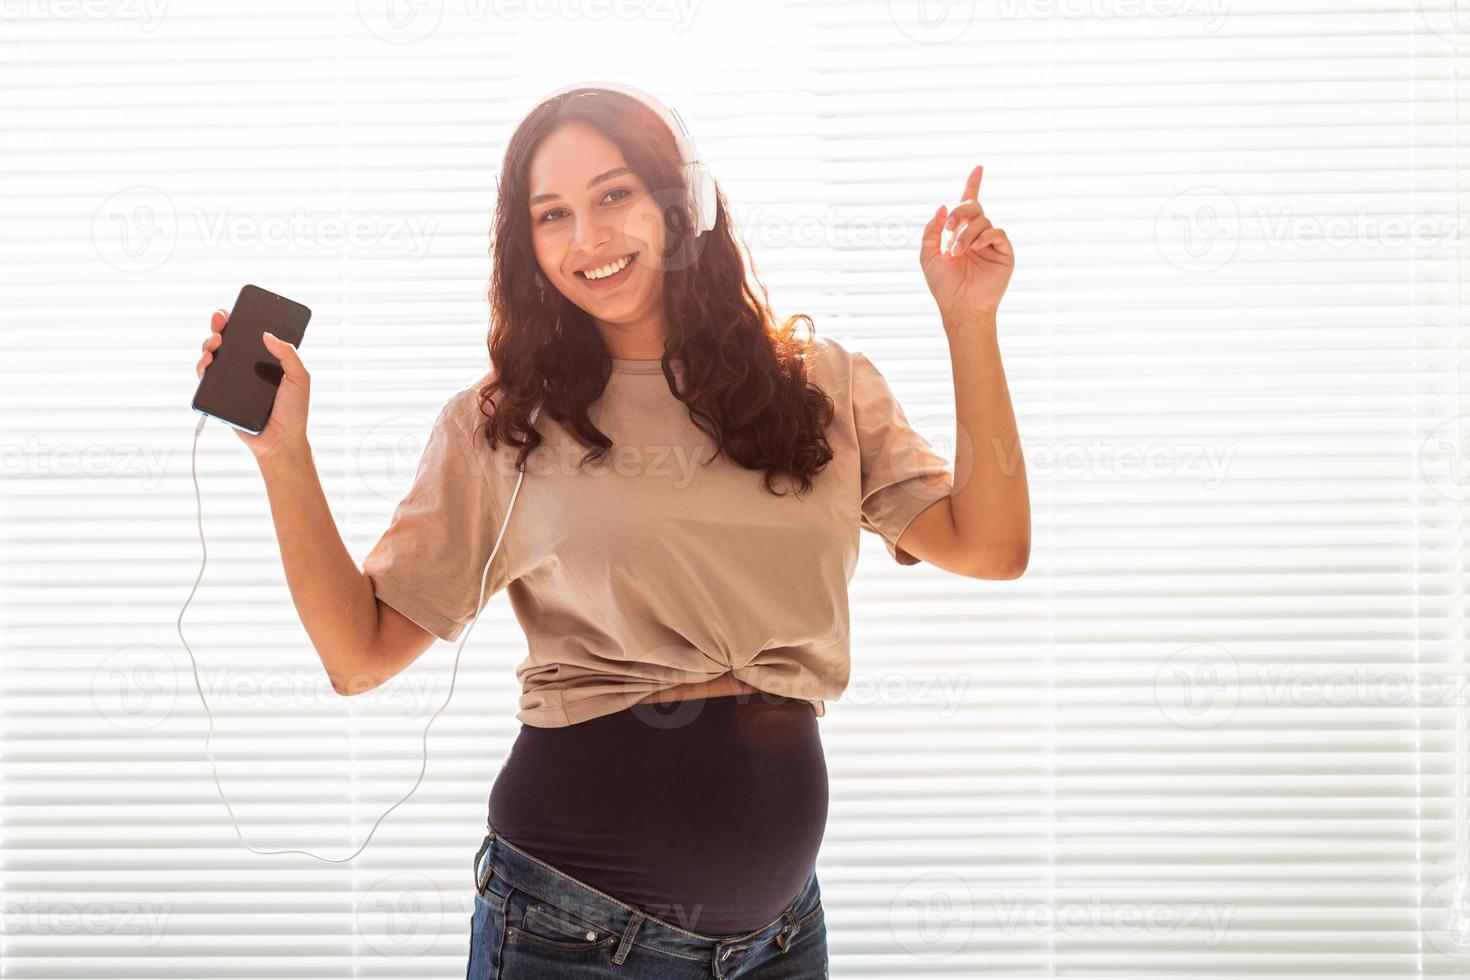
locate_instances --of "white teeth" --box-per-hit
[579,253,634,280]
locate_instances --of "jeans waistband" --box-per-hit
[474,820,813,975]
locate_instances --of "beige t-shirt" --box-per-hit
[362,334,955,727]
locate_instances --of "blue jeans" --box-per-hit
[467,825,829,979]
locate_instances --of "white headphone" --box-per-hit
[179,81,718,864]
[493,80,719,238]
[182,402,541,863]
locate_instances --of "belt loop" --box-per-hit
[473,832,494,895]
[774,907,798,952]
[612,910,645,965]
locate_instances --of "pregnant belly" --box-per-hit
[486,693,829,936]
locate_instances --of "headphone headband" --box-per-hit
[493,80,717,237]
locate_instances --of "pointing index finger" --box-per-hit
[961,164,983,204]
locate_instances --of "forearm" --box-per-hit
[942,313,1031,573]
[255,440,382,694]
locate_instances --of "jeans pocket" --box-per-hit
[505,890,620,955]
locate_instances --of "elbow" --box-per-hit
[328,665,383,698]
[970,541,1029,580]
[997,549,1029,579]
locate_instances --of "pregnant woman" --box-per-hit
[195,82,1028,979]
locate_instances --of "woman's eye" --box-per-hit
[536,187,634,224]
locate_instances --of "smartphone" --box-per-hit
[192,284,311,435]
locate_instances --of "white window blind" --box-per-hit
[2,1,1468,978]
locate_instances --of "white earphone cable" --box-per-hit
[177,404,537,862]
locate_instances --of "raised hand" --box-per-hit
[919,164,1014,325]
[197,307,312,462]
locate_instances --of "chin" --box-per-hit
[589,292,644,315]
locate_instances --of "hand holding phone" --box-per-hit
[193,284,312,462]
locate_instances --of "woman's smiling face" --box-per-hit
[527,121,667,325]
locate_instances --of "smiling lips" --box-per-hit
[576,251,638,285]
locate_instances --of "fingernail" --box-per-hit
[263,331,276,342]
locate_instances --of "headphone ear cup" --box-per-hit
[685,162,717,235]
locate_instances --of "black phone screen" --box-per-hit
[192,284,311,435]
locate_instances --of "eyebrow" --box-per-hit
[529,167,633,207]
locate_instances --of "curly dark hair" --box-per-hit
[475,85,835,497]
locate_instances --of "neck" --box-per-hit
[594,310,670,360]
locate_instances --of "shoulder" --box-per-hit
[439,384,480,422]
[804,332,864,387]
[436,379,504,437]
[430,381,527,480]
[805,333,894,403]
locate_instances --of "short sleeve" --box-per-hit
[361,395,513,642]
[851,351,955,565]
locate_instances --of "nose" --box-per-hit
[570,211,613,259]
